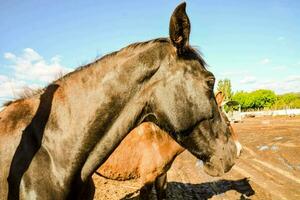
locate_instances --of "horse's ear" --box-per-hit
[169,2,190,54]
[215,91,225,107]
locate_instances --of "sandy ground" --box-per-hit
[92,116,300,200]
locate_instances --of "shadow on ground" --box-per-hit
[121,178,255,200]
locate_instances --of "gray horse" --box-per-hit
[0,3,241,200]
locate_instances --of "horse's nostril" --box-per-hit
[237,148,243,157]
[239,148,243,156]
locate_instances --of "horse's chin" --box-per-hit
[202,155,234,177]
[203,162,225,177]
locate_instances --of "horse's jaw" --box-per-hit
[203,139,237,177]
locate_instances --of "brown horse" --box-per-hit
[0,3,240,199]
[97,92,241,200]
[215,91,242,156]
[98,122,183,199]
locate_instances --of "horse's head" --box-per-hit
[143,3,241,176]
[200,91,242,176]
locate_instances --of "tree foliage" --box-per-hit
[232,89,277,110]
[217,79,300,111]
[273,93,300,109]
[217,79,233,101]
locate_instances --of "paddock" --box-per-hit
[93,116,300,200]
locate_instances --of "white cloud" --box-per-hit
[277,36,285,41]
[0,78,43,105]
[4,52,16,60]
[286,75,300,83]
[234,75,300,94]
[1,48,74,105]
[249,77,300,94]
[4,48,73,83]
[272,65,287,71]
[240,76,256,84]
[0,79,26,98]
[0,75,9,83]
[23,48,43,61]
[260,58,271,65]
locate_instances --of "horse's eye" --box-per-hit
[206,77,215,89]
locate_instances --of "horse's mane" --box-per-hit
[2,87,45,107]
[61,38,206,78]
[2,38,206,107]
[61,38,171,79]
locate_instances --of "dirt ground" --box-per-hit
[92,116,300,200]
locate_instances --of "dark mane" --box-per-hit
[61,37,206,78]
[63,38,171,78]
[2,38,206,107]
[2,87,45,107]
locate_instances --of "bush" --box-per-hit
[273,93,300,109]
[232,90,276,111]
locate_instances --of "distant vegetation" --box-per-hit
[272,93,300,110]
[217,79,233,101]
[217,79,300,111]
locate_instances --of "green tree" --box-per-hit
[251,89,276,109]
[290,98,300,108]
[232,91,253,110]
[217,79,233,101]
[273,93,300,109]
[232,89,276,111]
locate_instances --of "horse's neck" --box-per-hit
[163,131,185,156]
[173,139,185,155]
[44,42,169,181]
[55,46,162,137]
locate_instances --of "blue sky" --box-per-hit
[0,0,300,104]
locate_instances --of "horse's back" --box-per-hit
[0,99,38,198]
